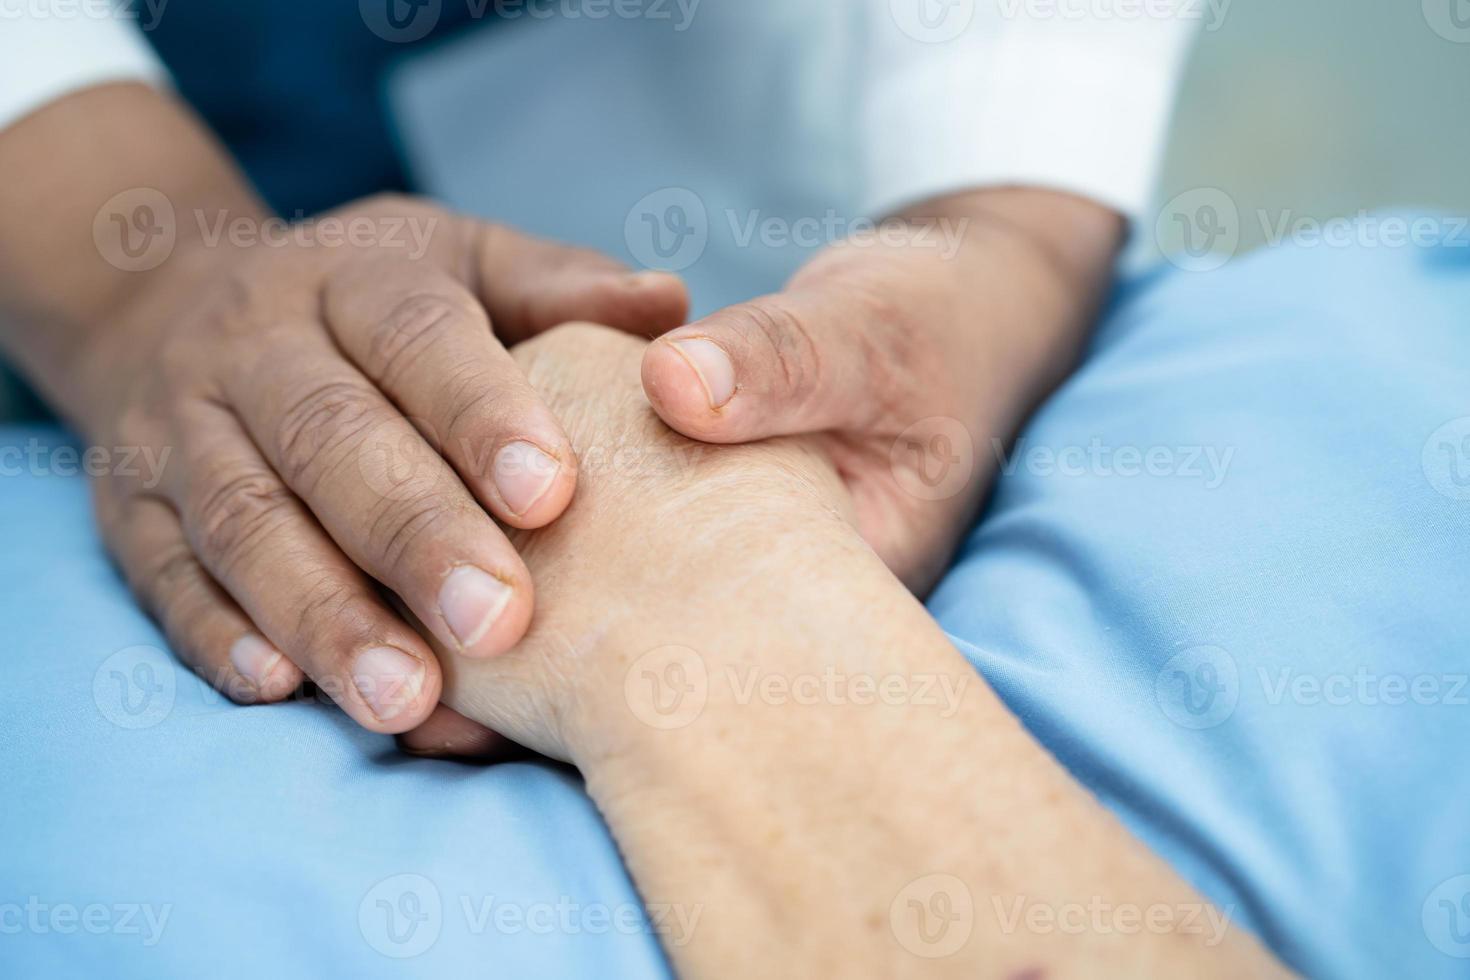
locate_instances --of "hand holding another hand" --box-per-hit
[640,187,1122,591]
[82,194,687,734]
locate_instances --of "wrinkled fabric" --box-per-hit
[3,232,1469,978]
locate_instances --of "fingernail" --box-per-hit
[230,634,283,690]
[493,441,559,516]
[438,565,513,650]
[352,646,424,722]
[671,338,735,409]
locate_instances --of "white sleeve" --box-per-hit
[861,0,1200,222]
[0,3,168,132]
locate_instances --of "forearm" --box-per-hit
[574,535,1284,978]
[0,82,264,423]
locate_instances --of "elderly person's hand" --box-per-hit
[640,187,1121,592]
[404,321,857,761]
[403,322,1285,980]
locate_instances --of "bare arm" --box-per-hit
[429,323,1290,978]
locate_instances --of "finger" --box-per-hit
[323,261,575,529]
[640,287,883,443]
[224,337,534,660]
[166,404,442,732]
[466,218,689,340]
[98,490,304,703]
[397,704,519,761]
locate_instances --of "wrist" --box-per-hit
[895,185,1124,293]
[561,511,893,771]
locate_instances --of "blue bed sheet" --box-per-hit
[3,230,1470,978]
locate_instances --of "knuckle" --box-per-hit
[128,544,219,671]
[367,486,468,569]
[728,301,820,398]
[365,293,483,386]
[146,544,200,602]
[291,574,374,663]
[439,372,509,456]
[273,380,382,488]
[191,469,296,572]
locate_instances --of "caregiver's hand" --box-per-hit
[413,324,1285,979]
[641,187,1122,591]
[0,83,687,733]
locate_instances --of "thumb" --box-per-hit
[640,287,881,444]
